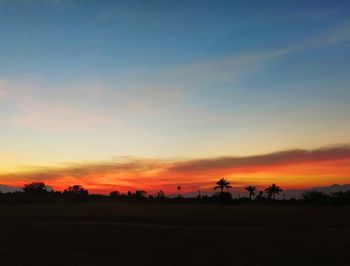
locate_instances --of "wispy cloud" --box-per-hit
[166,51,286,84]
[180,20,350,83]
[2,20,350,132]
[0,83,6,100]
[294,8,340,21]
[0,0,63,3]
[0,80,112,132]
[285,21,350,53]
[120,20,350,90]
[13,100,110,132]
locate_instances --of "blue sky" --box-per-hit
[0,0,350,173]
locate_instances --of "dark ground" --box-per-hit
[0,202,349,266]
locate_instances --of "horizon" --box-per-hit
[1,178,350,198]
[1,0,350,194]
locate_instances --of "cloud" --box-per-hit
[0,0,63,3]
[0,19,349,136]
[0,80,112,132]
[169,146,350,173]
[2,20,350,132]
[122,20,350,91]
[184,20,350,82]
[0,80,8,100]
[1,145,350,194]
[167,51,286,84]
[13,102,110,132]
[285,21,350,53]
[294,8,340,21]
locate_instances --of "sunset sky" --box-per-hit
[1,0,350,194]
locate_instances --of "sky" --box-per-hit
[0,0,350,195]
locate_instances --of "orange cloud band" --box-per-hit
[1,145,350,194]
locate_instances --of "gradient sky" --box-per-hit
[1,0,350,194]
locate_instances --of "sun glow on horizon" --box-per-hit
[0,1,350,193]
[0,146,349,194]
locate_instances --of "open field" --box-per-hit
[0,202,349,266]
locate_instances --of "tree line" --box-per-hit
[0,178,349,205]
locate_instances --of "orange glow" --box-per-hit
[1,146,350,194]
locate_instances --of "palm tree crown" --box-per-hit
[245,186,257,200]
[214,178,232,192]
[265,184,283,200]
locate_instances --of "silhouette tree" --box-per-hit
[177,186,181,198]
[23,182,48,194]
[254,190,265,201]
[330,191,350,205]
[245,186,257,200]
[302,190,328,204]
[214,178,232,193]
[110,191,121,199]
[265,184,283,200]
[156,190,165,199]
[134,190,147,199]
[63,185,88,196]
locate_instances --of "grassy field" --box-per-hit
[0,202,349,266]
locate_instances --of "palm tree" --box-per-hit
[245,186,257,200]
[265,184,283,200]
[214,178,232,193]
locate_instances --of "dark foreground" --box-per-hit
[0,203,349,266]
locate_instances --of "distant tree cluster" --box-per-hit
[302,190,350,205]
[64,185,89,196]
[242,184,283,201]
[0,178,349,205]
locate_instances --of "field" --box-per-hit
[0,202,349,266]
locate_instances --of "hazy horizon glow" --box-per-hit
[1,0,350,193]
[1,146,350,194]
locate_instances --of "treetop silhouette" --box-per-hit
[265,184,283,200]
[245,186,257,200]
[214,178,232,193]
